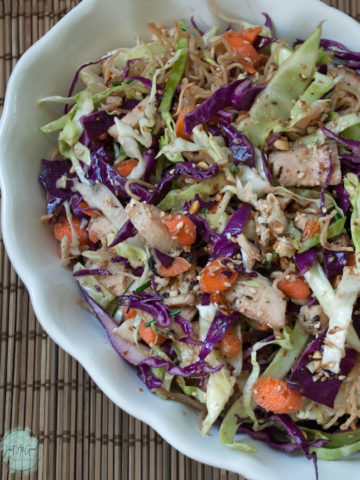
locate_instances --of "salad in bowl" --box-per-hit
[37,8,360,475]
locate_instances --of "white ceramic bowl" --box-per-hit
[1,0,360,478]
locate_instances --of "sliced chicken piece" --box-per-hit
[224,273,286,330]
[95,259,131,297]
[153,276,170,291]
[237,233,261,268]
[179,306,197,322]
[108,96,149,135]
[99,271,127,297]
[173,340,202,368]
[268,142,341,187]
[125,202,179,254]
[273,236,297,258]
[179,83,211,109]
[293,101,330,130]
[162,269,198,307]
[114,319,137,344]
[294,212,316,231]
[73,182,127,230]
[258,193,288,234]
[88,216,114,245]
[329,64,360,92]
[299,304,329,336]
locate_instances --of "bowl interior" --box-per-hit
[1,0,360,478]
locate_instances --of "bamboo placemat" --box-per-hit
[0,1,358,479]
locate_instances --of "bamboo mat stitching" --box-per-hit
[0,0,358,479]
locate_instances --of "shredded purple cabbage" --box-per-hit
[187,214,219,244]
[126,76,152,90]
[287,329,357,408]
[320,153,334,214]
[286,302,301,318]
[265,133,282,148]
[295,248,317,275]
[332,184,350,214]
[154,248,174,268]
[79,286,148,365]
[109,220,137,248]
[253,35,276,50]
[319,38,360,62]
[137,364,163,389]
[118,293,171,328]
[111,255,144,276]
[262,12,272,29]
[308,295,317,308]
[352,297,360,339]
[190,16,204,36]
[183,78,263,136]
[179,336,203,346]
[39,159,74,214]
[122,58,143,79]
[218,119,255,167]
[216,109,234,123]
[211,204,252,259]
[73,268,112,277]
[236,422,327,454]
[150,162,219,206]
[70,194,89,221]
[265,413,322,479]
[261,150,273,184]
[142,138,159,182]
[322,248,349,279]
[87,145,152,202]
[199,312,239,360]
[65,56,110,113]
[140,357,222,378]
[79,110,115,147]
[194,194,218,209]
[201,294,211,306]
[121,98,140,111]
[320,125,360,158]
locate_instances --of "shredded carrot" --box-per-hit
[123,307,137,320]
[115,158,139,177]
[224,28,267,73]
[242,26,263,44]
[95,132,108,142]
[176,105,196,140]
[257,321,270,331]
[139,320,165,346]
[54,218,88,244]
[301,218,321,241]
[162,214,197,246]
[219,328,242,358]
[157,257,191,277]
[199,257,238,294]
[252,378,304,414]
[210,292,233,316]
[277,277,311,300]
[88,228,99,244]
[348,252,357,267]
[209,202,219,214]
[79,201,98,218]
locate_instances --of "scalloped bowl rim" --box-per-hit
[1,0,360,478]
